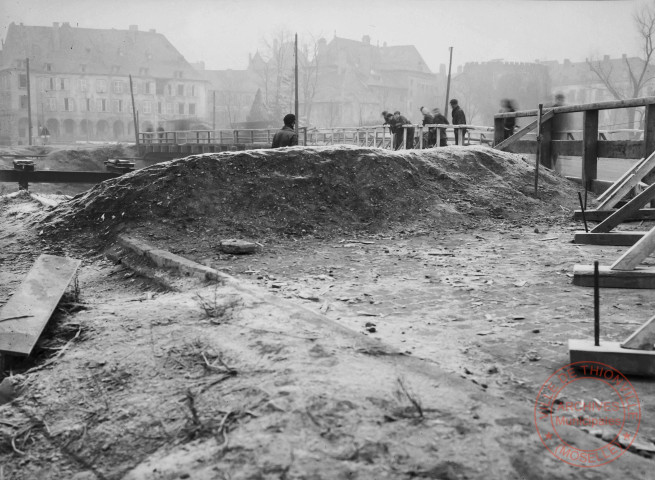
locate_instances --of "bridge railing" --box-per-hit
[494,96,655,191]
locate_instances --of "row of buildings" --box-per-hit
[0,21,652,145]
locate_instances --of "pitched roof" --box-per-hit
[0,22,201,79]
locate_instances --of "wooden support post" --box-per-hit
[611,225,655,271]
[643,103,655,184]
[540,116,552,169]
[622,314,655,350]
[596,151,655,210]
[494,117,504,146]
[535,104,543,196]
[582,109,599,191]
[419,126,423,149]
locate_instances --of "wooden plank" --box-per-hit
[569,339,655,376]
[621,314,655,350]
[573,208,655,222]
[596,156,646,203]
[611,226,655,271]
[573,231,647,246]
[0,254,80,356]
[573,264,655,289]
[592,182,655,233]
[595,151,655,210]
[494,109,553,151]
[582,110,599,191]
[495,96,655,119]
[0,170,121,184]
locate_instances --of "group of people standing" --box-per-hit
[382,99,468,150]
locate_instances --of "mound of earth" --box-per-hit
[40,145,579,241]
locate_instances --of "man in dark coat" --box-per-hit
[272,113,298,148]
[420,107,435,147]
[431,108,449,147]
[500,99,517,140]
[450,99,467,145]
[393,111,414,149]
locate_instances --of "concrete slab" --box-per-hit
[569,339,655,376]
[573,231,647,246]
[573,264,655,289]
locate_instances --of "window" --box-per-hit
[48,77,56,90]
[84,98,92,112]
[143,101,152,114]
[112,81,123,94]
[139,67,149,76]
[188,103,196,115]
[178,103,184,114]
[64,98,75,112]
[190,85,196,97]
[166,103,173,114]
[19,95,28,109]
[45,63,52,72]
[158,102,163,114]
[174,70,183,79]
[96,79,107,93]
[48,97,57,111]
[112,99,124,113]
[60,78,69,90]
[80,64,86,73]
[80,79,88,92]
[167,85,173,96]
[177,84,184,96]
[145,82,154,94]
[96,98,108,112]
[19,74,27,88]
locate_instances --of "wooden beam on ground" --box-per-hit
[610,225,655,271]
[0,170,121,184]
[592,182,655,233]
[573,231,647,246]
[0,254,81,356]
[573,264,655,289]
[621,314,655,350]
[494,110,553,151]
[573,208,655,222]
[595,151,655,210]
[569,339,655,376]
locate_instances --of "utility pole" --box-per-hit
[129,74,139,146]
[444,47,453,117]
[294,33,299,137]
[26,58,33,145]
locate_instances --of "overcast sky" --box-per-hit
[0,0,649,71]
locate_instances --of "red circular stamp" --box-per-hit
[534,361,641,467]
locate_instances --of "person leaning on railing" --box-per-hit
[393,110,414,149]
[431,108,449,147]
[420,106,436,147]
[272,113,298,148]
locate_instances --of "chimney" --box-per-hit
[362,35,370,45]
[62,22,70,28]
[52,23,60,49]
[622,53,627,59]
[564,58,571,66]
[603,54,610,62]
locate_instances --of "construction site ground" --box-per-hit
[1,145,655,479]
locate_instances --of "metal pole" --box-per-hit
[129,74,139,146]
[444,47,453,117]
[212,90,216,132]
[295,33,299,137]
[26,58,33,145]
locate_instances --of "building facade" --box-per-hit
[0,22,208,145]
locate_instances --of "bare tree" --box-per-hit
[587,0,655,128]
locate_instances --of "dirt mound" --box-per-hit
[40,145,579,240]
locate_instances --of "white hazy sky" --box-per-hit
[0,0,649,71]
